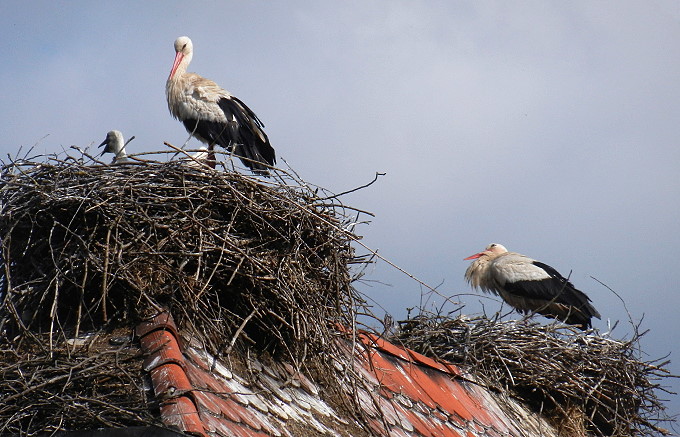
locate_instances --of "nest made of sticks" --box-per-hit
[0,147,373,360]
[0,148,379,434]
[0,333,154,434]
[393,313,675,437]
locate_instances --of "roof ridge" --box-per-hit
[137,311,207,437]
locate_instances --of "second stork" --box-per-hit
[464,243,601,330]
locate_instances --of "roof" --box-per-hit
[137,311,559,437]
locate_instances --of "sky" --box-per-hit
[2,0,679,423]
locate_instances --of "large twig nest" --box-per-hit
[0,152,368,360]
[0,149,379,435]
[393,313,675,437]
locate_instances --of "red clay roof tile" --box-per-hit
[192,390,222,416]
[399,406,434,437]
[406,348,454,375]
[136,311,179,338]
[150,363,193,398]
[232,407,264,431]
[361,331,412,363]
[442,362,463,377]
[209,393,243,423]
[139,310,559,437]
[431,421,465,437]
[160,396,206,437]
[142,330,185,371]
[389,427,416,437]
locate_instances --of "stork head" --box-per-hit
[99,130,125,155]
[169,36,193,79]
[464,243,508,260]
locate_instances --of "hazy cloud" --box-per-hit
[2,1,678,417]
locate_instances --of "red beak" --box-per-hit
[169,51,184,79]
[464,252,483,260]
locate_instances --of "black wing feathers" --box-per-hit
[182,117,228,151]
[217,97,276,172]
[181,97,275,174]
[502,261,600,329]
[531,261,596,309]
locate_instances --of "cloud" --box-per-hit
[1,1,678,416]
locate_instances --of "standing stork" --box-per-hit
[464,243,601,329]
[166,36,276,175]
[99,130,129,164]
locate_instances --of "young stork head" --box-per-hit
[99,130,126,158]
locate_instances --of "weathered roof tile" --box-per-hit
[258,373,293,404]
[141,330,185,370]
[210,394,242,424]
[139,310,560,437]
[160,396,206,437]
[192,390,222,416]
[150,363,194,398]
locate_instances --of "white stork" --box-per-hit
[99,130,129,164]
[464,243,601,329]
[166,36,275,175]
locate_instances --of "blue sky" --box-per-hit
[3,1,679,421]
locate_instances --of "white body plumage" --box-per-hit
[464,243,600,329]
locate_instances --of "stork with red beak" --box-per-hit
[166,36,275,175]
[464,243,601,330]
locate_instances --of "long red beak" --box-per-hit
[464,252,483,260]
[169,51,184,79]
